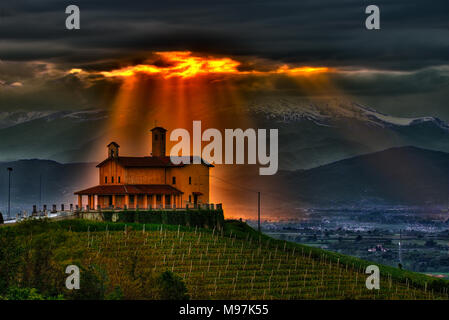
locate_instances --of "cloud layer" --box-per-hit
[0,0,448,119]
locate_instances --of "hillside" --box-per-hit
[280,146,449,206]
[213,146,449,216]
[1,219,447,300]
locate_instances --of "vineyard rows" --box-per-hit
[67,225,447,300]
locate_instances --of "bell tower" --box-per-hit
[107,142,120,158]
[151,127,167,157]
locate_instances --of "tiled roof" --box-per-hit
[74,184,183,195]
[96,156,214,168]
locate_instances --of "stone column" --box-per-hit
[112,195,116,208]
[143,194,148,210]
[152,194,156,209]
[162,194,166,209]
[125,194,129,208]
[78,195,82,209]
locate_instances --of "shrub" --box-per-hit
[0,287,63,300]
[156,271,189,300]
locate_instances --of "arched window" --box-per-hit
[172,176,176,184]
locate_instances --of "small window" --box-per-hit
[172,176,176,184]
[189,195,192,202]
[189,176,192,185]
[118,176,121,183]
[105,176,108,184]
[111,176,114,183]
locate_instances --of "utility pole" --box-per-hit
[7,167,12,219]
[39,174,42,211]
[258,191,261,233]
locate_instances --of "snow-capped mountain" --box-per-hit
[249,97,449,131]
[0,111,54,129]
[0,101,447,170]
[247,97,449,170]
[0,109,108,129]
[0,109,109,163]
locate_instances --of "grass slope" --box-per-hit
[1,219,448,300]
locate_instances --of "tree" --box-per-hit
[156,271,189,300]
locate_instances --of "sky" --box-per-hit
[0,0,448,120]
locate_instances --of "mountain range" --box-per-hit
[0,146,447,217]
[249,97,449,170]
[0,99,448,171]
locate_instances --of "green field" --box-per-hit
[1,219,448,300]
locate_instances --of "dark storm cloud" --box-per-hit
[0,0,448,70]
[0,0,448,121]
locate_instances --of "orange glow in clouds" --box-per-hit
[100,51,241,79]
[94,51,330,79]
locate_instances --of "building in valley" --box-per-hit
[74,127,213,210]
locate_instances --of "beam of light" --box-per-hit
[77,51,335,220]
